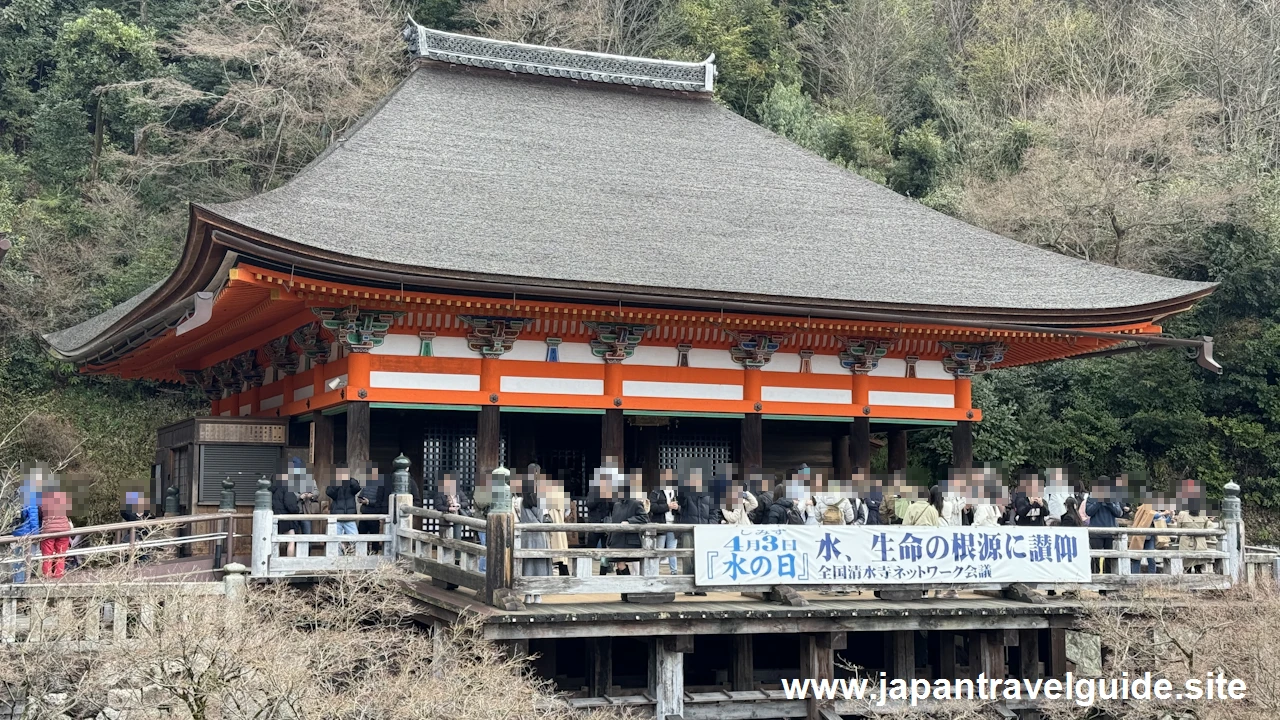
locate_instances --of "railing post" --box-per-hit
[219,478,236,513]
[485,466,517,608]
[1223,481,1242,584]
[251,475,273,578]
[164,485,180,516]
[390,454,413,561]
[1115,532,1129,577]
[222,562,249,603]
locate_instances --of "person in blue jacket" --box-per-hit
[1086,476,1128,575]
[10,468,46,583]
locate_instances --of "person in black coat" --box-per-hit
[269,474,301,556]
[585,477,615,574]
[607,483,650,575]
[1085,477,1128,573]
[325,467,362,539]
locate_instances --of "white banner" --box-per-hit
[693,525,1091,586]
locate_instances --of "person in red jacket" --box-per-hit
[40,491,72,579]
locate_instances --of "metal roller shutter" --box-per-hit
[199,445,283,505]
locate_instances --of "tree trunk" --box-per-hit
[91,95,104,183]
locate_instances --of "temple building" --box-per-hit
[44,23,1218,508]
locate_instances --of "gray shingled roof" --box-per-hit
[206,65,1211,314]
[45,279,165,355]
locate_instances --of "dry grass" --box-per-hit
[0,565,632,720]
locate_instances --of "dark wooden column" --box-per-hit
[346,402,371,471]
[887,630,914,681]
[850,417,871,473]
[952,420,973,470]
[1018,628,1041,680]
[741,413,763,476]
[640,427,660,489]
[313,411,334,483]
[587,637,613,696]
[731,635,755,691]
[887,428,908,473]
[510,413,536,471]
[601,409,624,466]
[800,633,834,720]
[1047,628,1069,678]
[477,405,501,478]
[831,433,851,479]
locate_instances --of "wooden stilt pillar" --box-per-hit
[851,417,871,473]
[602,408,624,467]
[938,631,958,678]
[888,429,908,473]
[888,630,914,681]
[742,412,763,477]
[832,434,851,479]
[974,630,1005,679]
[650,636,690,720]
[313,412,334,483]
[952,421,973,471]
[587,637,613,696]
[1018,628,1041,680]
[731,634,754,691]
[1047,628,1068,678]
[477,405,500,478]
[346,401,371,472]
[801,633,834,720]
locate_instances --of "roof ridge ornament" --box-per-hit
[403,18,716,93]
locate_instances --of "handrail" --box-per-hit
[271,514,389,521]
[516,522,696,533]
[1087,527,1224,536]
[1,532,236,565]
[399,506,487,530]
[0,513,251,545]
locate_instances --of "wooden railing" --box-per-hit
[513,523,697,597]
[254,513,393,578]
[1,566,247,647]
[0,514,250,581]
[397,507,487,592]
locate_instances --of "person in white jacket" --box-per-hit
[812,477,860,525]
[721,482,758,525]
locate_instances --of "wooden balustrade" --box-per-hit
[257,513,393,578]
[396,507,487,592]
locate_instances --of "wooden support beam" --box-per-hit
[731,635,755,691]
[1047,628,1068,678]
[602,408,624,466]
[938,631,958,678]
[952,421,973,470]
[1018,628,1041,681]
[887,429,908,473]
[650,637,686,720]
[800,633,835,720]
[312,411,334,484]
[851,417,871,473]
[587,637,613,697]
[484,511,515,608]
[477,405,500,478]
[831,434,851,480]
[346,401,371,471]
[975,630,1005,679]
[742,413,763,476]
[889,630,914,681]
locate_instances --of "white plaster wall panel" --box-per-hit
[868,390,954,408]
[370,371,481,391]
[686,348,740,370]
[370,333,421,356]
[500,376,604,395]
[292,384,314,402]
[622,380,743,401]
[555,341,602,364]
[761,352,801,373]
[429,335,475,358]
[259,394,284,410]
[627,345,680,367]
[503,340,549,362]
[761,386,853,404]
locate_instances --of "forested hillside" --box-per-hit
[2,0,1279,525]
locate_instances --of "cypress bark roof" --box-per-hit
[46,34,1214,360]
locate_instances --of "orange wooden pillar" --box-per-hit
[346,351,372,471]
[850,373,871,473]
[742,368,763,476]
[952,377,973,470]
[602,362,624,467]
[477,356,501,480]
